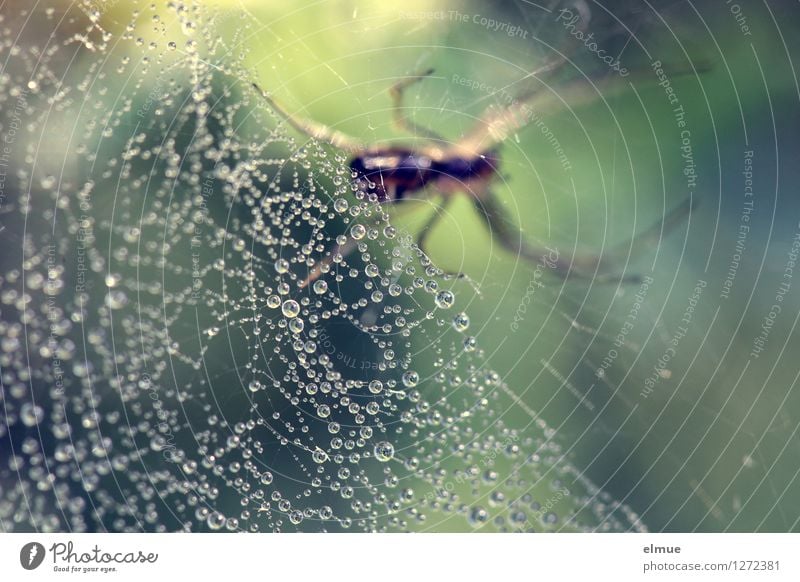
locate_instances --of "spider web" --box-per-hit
[1,0,798,534]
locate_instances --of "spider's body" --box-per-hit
[349,149,499,201]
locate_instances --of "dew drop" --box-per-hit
[312,448,329,464]
[207,512,226,530]
[373,441,395,462]
[402,371,419,388]
[463,336,477,352]
[452,312,470,332]
[350,224,366,240]
[281,299,300,318]
[21,403,44,427]
[435,290,455,309]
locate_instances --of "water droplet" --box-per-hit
[105,290,128,309]
[274,258,289,274]
[350,224,366,240]
[402,371,419,388]
[312,448,329,464]
[207,511,226,530]
[468,506,489,527]
[463,336,477,352]
[374,441,394,462]
[21,403,44,427]
[281,299,300,318]
[452,312,470,332]
[435,290,455,309]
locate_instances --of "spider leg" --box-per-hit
[251,82,366,154]
[301,198,407,289]
[471,185,697,284]
[518,0,591,83]
[439,1,590,159]
[471,186,599,280]
[593,195,699,283]
[415,195,452,256]
[302,195,481,292]
[413,196,479,287]
[388,68,447,143]
[300,237,359,289]
[449,55,710,159]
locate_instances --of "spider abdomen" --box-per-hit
[431,153,498,193]
[350,149,433,201]
[349,148,498,201]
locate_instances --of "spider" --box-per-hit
[252,7,699,288]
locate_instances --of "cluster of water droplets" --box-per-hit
[0,1,645,532]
